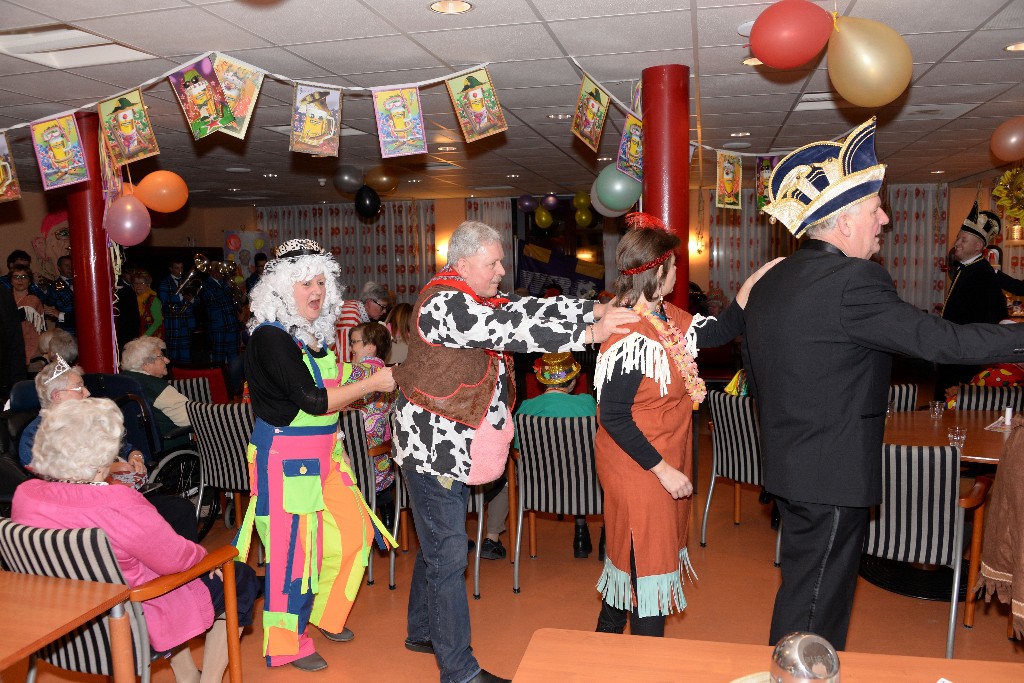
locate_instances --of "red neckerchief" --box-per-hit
[423,265,515,405]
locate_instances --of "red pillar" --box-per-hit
[641,65,690,312]
[66,111,116,373]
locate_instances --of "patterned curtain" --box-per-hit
[707,189,794,300]
[883,184,948,314]
[465,197,514,292]
[256,200,436,304]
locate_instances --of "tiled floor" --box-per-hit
[10,402,1023,682]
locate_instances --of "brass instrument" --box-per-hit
[174,253,210,298]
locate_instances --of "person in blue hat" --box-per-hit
[744,117,1024,650]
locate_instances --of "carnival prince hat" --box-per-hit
[960,201,1001,246]
[534,352,582,385]
[762,117,886,238]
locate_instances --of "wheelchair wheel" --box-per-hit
[148,451,219,541]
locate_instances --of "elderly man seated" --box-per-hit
[121,336,191,448]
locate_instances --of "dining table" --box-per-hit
[884,408,1010,464]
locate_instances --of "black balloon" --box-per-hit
[354,185,381,218]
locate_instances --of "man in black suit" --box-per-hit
[743,118,1024,650]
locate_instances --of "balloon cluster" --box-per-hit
[750,0,913,109]
[334,165,401,218]
[105,170,189,247]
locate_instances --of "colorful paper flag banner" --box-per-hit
[373,87,427,158]
[98,89,160,166]
[289,84,343,157]
[31,115,89,191]
[616,113,643,183]
[571,76,610,153]
[0,131,22,203]
[755,155,778,210]
[716,151,742,210]
[168,56,236,140]
[446,67,508,143]
[213,53,266,140]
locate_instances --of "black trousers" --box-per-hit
[595,544,665,637]
[769,498,869,651]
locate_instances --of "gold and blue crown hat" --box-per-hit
[763,117,887,238]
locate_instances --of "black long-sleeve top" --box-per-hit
[244,325,329,426]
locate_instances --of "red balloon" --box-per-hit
[991,116,1024,163]
[104,196,151,247]
[135,170,189,213]
[751,0,833,69]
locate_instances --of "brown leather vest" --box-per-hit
[392,284,503,427]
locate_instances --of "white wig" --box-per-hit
[247,239,344,348]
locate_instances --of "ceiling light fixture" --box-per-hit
[597,156,613,162]
[547,113,572,120]
[742,56,763,66]
[437,145,457,151]
[408,179,422,183]
[0,24,152,68]
[263,173,278,178]
[1005,42,1024,52]
[225,167,251,173]
[429,1,473,15]
[737,21,755,38]
[228,188,241,192]
[506,174,519,178]
[930,170,946,174]
[730,132,751,137]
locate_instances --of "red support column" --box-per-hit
[66,111,116,373]
[641,65,690,312]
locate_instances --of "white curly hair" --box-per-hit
[247,241,344,348]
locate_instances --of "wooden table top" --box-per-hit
[884,409,1009,464]
[0,572,130,670]
[513,629,1024,682]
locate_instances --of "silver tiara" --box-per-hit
[44,353,72,384]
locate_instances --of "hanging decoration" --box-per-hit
[994,167,1024,222]
[374,87,427,158]
[167,56,235,139]
[31,114,89,190]
[445,67,507,143]
[104,195,152,246]
[98,89,160,166]
[754,155,778,210]
[616,113,643,183]
[212,52,266,140]
[630,81,643,116]
[0,131,22,203]
[571,76,610,153]
[716,151,742,210]
[827,16,912,108]
[991,116,1024,163]
[365,166,399,195]
[541,193,560,211]
[750,0,833,69]
[290,85,342,156]
[594,165,641,212]
[135,170,189,213]
[333,165,364,194]
[354,184,382,218]
[534,205,553,229]
[517,194,537,212]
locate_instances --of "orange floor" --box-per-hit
[7,406,1022,682]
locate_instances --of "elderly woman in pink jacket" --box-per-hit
[12,397,258,683]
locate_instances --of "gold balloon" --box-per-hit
[534,206,553,229]
[827,16,912,108]
[365,166,399,195]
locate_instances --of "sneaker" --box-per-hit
[478,538,506,560]
[291,652,328,672]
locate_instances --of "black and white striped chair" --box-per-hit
[0,518,243,683]
[955,384,1024,412]
[512,414,602,594]
[888,383,919,412]
[170,377,213,404]
[186,401,255,540]
[865,444,991,659]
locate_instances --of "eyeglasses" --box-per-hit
[61,385,85,393]
[371,299,389,311]
[11,274,30,280]
[350,337,364,345]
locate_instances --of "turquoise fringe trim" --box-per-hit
[596,557,633,612]
[597,548,695,618]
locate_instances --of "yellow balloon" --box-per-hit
[827,16,912,108]
[254,238,265,250]
[365,166,399,195]
[534,206,553,229]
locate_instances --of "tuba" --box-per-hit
[174,253,210,298]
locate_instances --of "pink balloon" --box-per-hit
[991,116,1024,163]
[105,196,152,246]
[751,0,834,69]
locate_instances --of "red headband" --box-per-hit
[621,212,674,275]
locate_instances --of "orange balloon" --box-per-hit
[135,170,189,213]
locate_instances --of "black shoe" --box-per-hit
[466,670,510,683]
[317,626,354,642]
[597,527,606,562]
[378,505,395,532]
[479,538,506,560]
[468,539,476,552]
[573,524,592,558]
[291,652,328,672]
[404,638,434,654]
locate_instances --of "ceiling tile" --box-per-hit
[288,35,444,74]
[846,0,1010,34]
[549,12,691,56]
[75,7,272,56]
[206,0,397,44]
[413,23,564,63]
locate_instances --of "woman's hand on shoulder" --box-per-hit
[736,257,784,308]
[650,460,693,499]
[591,306,639,343]
[369,365,396,393]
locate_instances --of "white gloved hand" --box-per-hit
[20,306,46,332]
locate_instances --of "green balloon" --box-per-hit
[572,191,591,210]
[575,207,593,227]
[594,165,641,211]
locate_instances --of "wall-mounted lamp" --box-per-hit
[689,234,705,255]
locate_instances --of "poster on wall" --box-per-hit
[98,89,160,166]
[515,242,604,301]
[167,56,236,140]
[289,84,342,156]
[571,76,610,153]
[445,68,508,143]
[716,151,742,210]
[213,53,266,140]
[224,230,273,282]
[616,113,643,183]
[755,155,778,210]
[31,115,89,190]
[0,132,22,203]
[373,87,427,158]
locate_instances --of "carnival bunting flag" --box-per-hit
[289,84,343,156]
[31,115,89,190]
[755,155,778,210]
[373,87,427,158]
[168,56,235,140]
[213,53,265,139]
[571,76,610,153]
[716,151,742,210]
[98,89,160,166]
[616,113,643,183]
[446,68,507,143]
[631,81,643,116]
[0,132,22,203]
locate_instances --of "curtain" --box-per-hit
[256,200,435,304]
[465,197,515,292]
[707,189,792,300]
[884,184,948,314]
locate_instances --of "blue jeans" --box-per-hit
[403,460,479,683]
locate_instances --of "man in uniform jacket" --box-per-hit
[743,118,1024,650]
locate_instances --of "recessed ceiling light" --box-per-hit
[1005,42,1024,52]
[437,145,457,152]
[408,179,422,183]
[930,170,946,174]
[262,173,278,178]
[227,188,241,191]
[722,142,751,150]
[730,132,751,137]
[597,156,613,161]
[506,174,519,179]
[429,1,473,15]
[742,56,763,67]
[737,21,755,38]
[225,167,251,173]
[547,113,572,120]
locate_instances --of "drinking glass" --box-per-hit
[947,426,967,449]
[929,400,944,419]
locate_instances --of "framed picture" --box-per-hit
[31,114,89,190]
[98,89,160,166]
[446,68,507,143]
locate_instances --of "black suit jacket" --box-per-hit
[743,240,1024,508]
[942,257,1007,325]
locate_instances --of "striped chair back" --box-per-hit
[0,518,147,677]
[707,390,762,486]
[185,401,254,492]
[865,444,961,566]
[339,409,375,504]
[888,383,919,412]
[956,384,1024,412]
[513,414,602,516]
[170,377,212,404]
